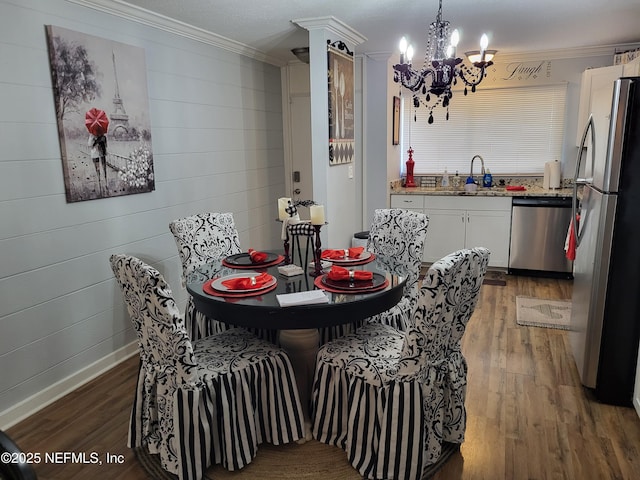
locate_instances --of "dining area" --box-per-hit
[100,203,491,480]
[5,3,640,479]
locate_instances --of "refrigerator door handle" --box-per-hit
[574,114,596,185]
[572,114,596,247]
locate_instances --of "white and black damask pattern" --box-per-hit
[169,212,242,339]
[110,254,305,480]
[440,247,490,443]
[365,208,429,331]
[318,209,429,345]
[311,247,489,480]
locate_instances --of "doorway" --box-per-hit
[290,94,313,204]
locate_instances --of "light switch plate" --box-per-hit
[348,165,353,178]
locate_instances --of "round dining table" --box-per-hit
[186,251,408,432]
[185,253,407,330]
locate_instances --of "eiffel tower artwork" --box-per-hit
[110,51,131,138]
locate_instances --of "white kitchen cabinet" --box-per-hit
[465,209,512,267]
[425,209,466,259]
[390,194,511,267]
[576,64,624,146]
[423,196,511,267]
[623,57,640,76]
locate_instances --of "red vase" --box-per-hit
[405,147,416,188]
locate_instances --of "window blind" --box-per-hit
[401,83,567,175]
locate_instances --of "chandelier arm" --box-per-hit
[456,62,492,88]
[393,65,437,93]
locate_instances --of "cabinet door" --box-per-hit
[465,209,511,267]
[623,57,640,76]
[423,209,466,263]
[576,65,624,146]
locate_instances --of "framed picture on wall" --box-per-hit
[392,96,400,145]
[45,25,155,202]
[327,43,354,165]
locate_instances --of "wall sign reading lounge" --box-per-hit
[327,41,354,166]
[45,25,155,202]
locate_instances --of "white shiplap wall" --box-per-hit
[0,0,285,426]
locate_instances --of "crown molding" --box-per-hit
[365,52,392,62]
[66,1,640,68]
[365,42,640,65]
[495,43,640,63]
[67,0,286,66]
[292,16,367,47]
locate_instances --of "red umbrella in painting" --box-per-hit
[85,108,109,136]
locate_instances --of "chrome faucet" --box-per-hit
[470,155,485,184]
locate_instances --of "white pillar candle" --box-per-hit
[278,197,291,221]
[310,205,325,225]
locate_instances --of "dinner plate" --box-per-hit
[321,272,386,292]
[326,251,372,264]
[224,252,280,266]
[211,272,277,293]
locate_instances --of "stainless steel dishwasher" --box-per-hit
[509,196,573,277]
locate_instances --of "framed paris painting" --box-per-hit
[45,25,155,202]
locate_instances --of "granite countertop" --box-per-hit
[391,176,575,198]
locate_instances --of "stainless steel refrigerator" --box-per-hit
[569,76,640,406]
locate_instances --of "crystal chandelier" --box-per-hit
[392,0,496,123]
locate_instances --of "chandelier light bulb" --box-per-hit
[450,29,460,47]
[399,36,408,54]
[480,34,489,62]
[406,44,414,62]
[446,44,454,58]
[480,33,489,51]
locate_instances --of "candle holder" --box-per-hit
[277,218,292,264]
[283,231,291,264]
[310,223,326,277]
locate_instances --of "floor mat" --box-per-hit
[516,296,571,330]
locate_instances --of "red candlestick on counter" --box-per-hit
[405,147,416,187]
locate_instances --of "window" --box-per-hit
[401,83,567,175]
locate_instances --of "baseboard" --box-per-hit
[0,342,138,430]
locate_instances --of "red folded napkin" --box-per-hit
[221,272,272,290]
[321,247,364,260]
[327,265,373,282]
[248,248,268,263]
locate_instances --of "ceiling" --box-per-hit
[120,0,640,65]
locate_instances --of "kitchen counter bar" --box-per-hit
[391,185,574,197]
[391,175,575,198]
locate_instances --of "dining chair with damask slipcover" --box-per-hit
[441,248,490,444]
[318,208,429,345]
[310,247,489,480]
[110,254,305,480]
[169,212,243,340]
[364,208,429,331]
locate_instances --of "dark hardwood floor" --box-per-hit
[7,274,640,479]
